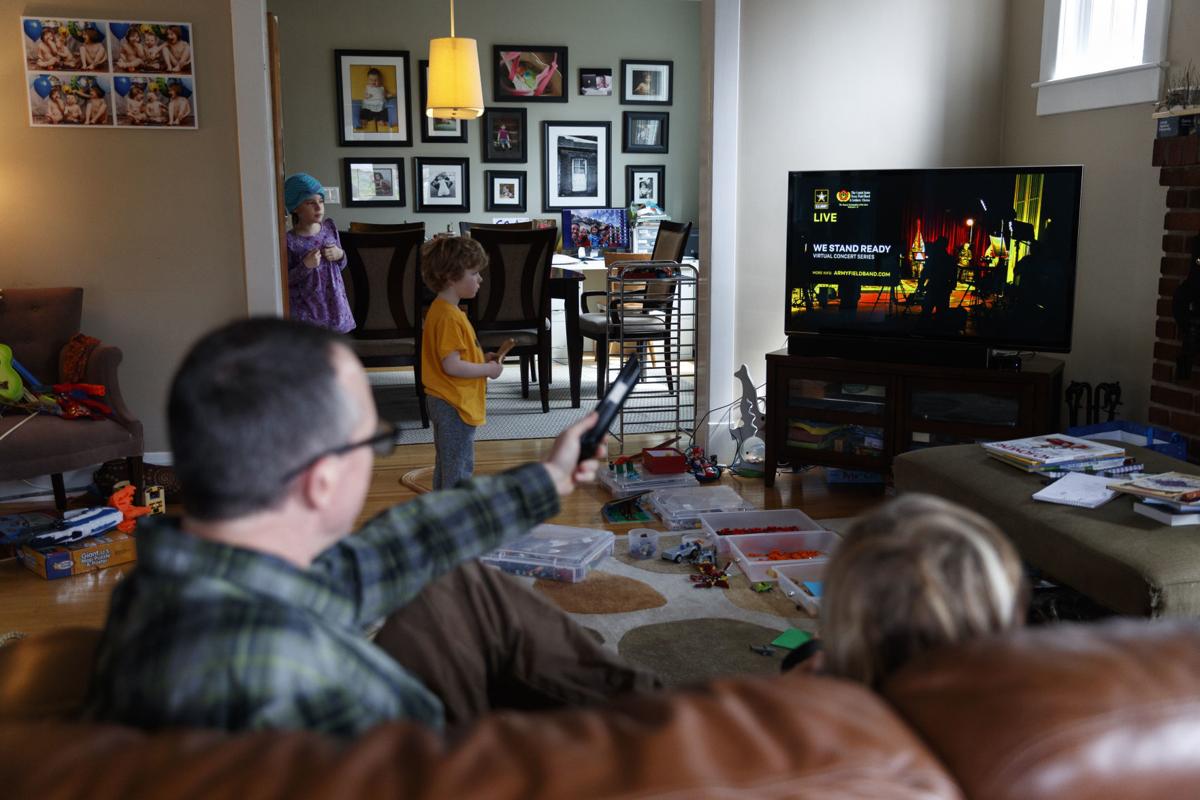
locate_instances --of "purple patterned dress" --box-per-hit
[286,218,355,333]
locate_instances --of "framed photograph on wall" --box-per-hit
[623,111,668,153]
[620,59,672,105]
[493,45,567,102]
[21,17,199,129]
[541,120,610,211]
[626,164,665,208]
[485,170,526,212]
[480,107,527,163]
[343,157,405,207]
[414,157,469,212]
[334,49,412,146]
[417,59,466,143]
[579,67,612,96]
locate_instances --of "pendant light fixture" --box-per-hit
[426,0,483,120]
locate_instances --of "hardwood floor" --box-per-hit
[0,434,887,638]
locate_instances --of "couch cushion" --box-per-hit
[0,670,960,799]
[883,619,1200,800]
[0,414,140,480]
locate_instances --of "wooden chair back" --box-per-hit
[348,221,424,233]
[651,220,692,263]
[466,227,556,332]
[341,227,426,339]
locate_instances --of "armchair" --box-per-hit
[0,288,143,509]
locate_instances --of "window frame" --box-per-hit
[1034,0,1171,115]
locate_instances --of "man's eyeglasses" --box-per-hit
[280,420,398,482]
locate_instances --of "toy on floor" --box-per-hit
[601,491,655,523]
[108,482,152,533]
[749,644,776,656]
[684,446,722,483]
[0,507,123,548]
[690,561,732,589]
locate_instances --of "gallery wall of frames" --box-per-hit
[270,0,700,231]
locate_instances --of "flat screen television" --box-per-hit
[562,208,631,251]
[785,166,1083,354]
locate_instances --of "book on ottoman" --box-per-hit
[982,434,1125,471]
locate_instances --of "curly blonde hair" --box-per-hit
[820,493,1026,688]
[420,235,488,292]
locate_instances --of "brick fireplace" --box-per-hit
[1150,134,1200,459]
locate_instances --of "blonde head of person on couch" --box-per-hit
[818,493,1027,688]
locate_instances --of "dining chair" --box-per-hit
[340,226,430,427]
[465,226,557,412]
[579,221,693,398]
[459,221,535,236]
[349,221,424,233]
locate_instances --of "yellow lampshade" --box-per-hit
[427,36,483,120]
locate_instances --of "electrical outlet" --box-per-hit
[324,186,341,204]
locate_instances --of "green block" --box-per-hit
[771,628,813,650]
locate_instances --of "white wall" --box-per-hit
[733,0,1008,379]
[1001,0,1200,421]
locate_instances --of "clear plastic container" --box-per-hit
[728,530,841,583]
[648,485,753,530]
[770,561,828,616]
[626,528,660,559]
[480,524,615,583]
[598,467,698,498]
[700,509,823,556]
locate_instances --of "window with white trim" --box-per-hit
[1034,0,1171,116]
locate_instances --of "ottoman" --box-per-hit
[893,443,1200,617]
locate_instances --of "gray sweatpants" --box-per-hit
[428,395,477,490]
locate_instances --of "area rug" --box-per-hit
[506,520,855,687]
[372,362,695,444]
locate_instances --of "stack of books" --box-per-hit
[981,433,1127,473]
[1112,473,1200,526]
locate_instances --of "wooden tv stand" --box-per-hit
[763,349,1064,487]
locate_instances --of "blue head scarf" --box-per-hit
[284,173,324,214]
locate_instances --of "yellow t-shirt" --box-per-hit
[422,297,487,426]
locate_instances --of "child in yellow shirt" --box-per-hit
[420,236,504,489]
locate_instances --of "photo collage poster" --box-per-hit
[22,17,197,129]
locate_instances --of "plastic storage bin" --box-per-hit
[599,467,698,498]
[728,530,841,583]
[771,561,827,616]
[1067,421,1187,462]
[648,485,753,530]
[480,524,614,583]
[699,509,823,556]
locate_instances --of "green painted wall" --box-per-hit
[268,0,701,231]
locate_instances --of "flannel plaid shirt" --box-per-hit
[85,463,558,738]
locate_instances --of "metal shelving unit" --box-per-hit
[603,260,698,451]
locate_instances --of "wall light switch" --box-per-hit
[324,186,341,204]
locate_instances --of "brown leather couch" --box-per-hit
[1,619,1198,799]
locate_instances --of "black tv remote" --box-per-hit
[578,354,641,461]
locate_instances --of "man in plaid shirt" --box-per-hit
[86,318,658,737]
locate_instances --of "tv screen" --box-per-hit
[562,208,630,251]
[785,166,1082,352]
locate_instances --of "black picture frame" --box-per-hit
[623,111,669,154]
[620,59,673,105]
[334,49,413,147]
[541,120,610,211]
[342,157,406,208]
[417,59,467,144]
[480,107,528,163]
[625,164,665,209]
[493,44,568,102]
[413,157,470,213]
[578,67,612,96]
[485,170,527,212]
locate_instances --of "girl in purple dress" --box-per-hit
[284,173,355,333]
